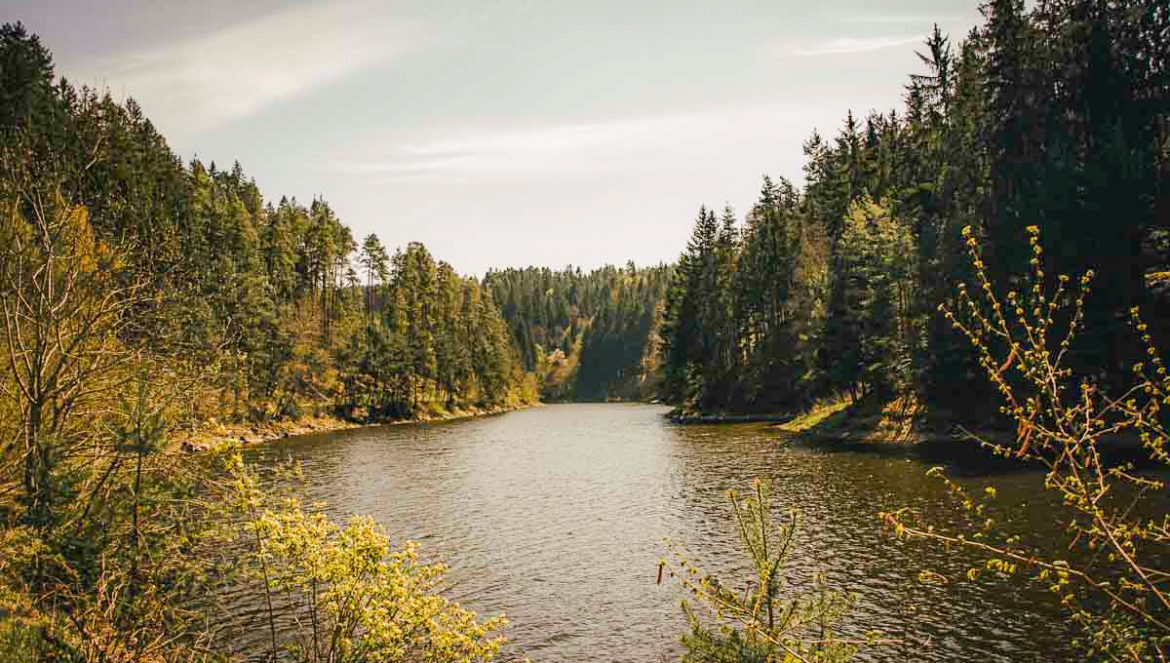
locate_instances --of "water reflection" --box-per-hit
[232,403,1074,663]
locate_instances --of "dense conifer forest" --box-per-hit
[658,1,1169,420]
[485,264,671,401]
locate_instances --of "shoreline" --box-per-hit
[664,401,1152,466]
[668,412,800,425]
[176,402,539,453]
[665,398,980,447]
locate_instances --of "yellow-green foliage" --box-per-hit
[228,456,509,663]
[0,193,226,662]
[883,226,1170,662]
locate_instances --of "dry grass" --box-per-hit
[772,394,928,444]
[773,397,853,434]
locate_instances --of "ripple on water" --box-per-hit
[227,403,1079,663]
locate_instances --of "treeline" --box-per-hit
[0,23,529,428]
[485,264,672,401]
[661,0,1169,417]
[342,239,528,419]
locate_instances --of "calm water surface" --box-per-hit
[235,403,1076,662]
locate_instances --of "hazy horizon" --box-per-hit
[8,0,982,274]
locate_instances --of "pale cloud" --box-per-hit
[782,35,924,57]
[76,1,427,141]
[327,107,812,182]
[840,13,962,25]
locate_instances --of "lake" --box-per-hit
[231,403,1075,662]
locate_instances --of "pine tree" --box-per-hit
[359,233,389,319]
[661,207,721,407]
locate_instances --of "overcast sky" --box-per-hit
[8,0,982,275]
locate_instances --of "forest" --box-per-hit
[0,21,538,428]
[659,0,1169,424]
[485,264,671,401]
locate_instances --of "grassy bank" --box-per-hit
[671,396,993,446]
[176,402,536,453]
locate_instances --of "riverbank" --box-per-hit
[176,402,537,453]
[668,411,802,425]
[666,398,1040,475]
[668,398,1158,471]
[670,396,989,446]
